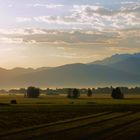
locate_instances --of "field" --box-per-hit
[0,94,140,140]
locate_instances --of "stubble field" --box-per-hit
[0,94,140,140]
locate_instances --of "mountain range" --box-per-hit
[0,53,140,88]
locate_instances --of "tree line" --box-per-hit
[8,86,124,99]
[1,86,140,99]
[3,86,140,95]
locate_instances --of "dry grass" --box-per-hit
[0,94,140,134]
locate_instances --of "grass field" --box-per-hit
[0,94,140,140]
[0,93,140,105]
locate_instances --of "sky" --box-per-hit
[0,0,139,68]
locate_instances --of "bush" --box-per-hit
[26,86,40,98]
[111,87,124,99]
[87,88,92,97]
[10,100,17,104]
[67,88,80,99]
[73,88,80,98]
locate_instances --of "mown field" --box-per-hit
[0,94,140,140]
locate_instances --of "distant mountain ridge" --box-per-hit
[89,53,140,76]
[0,53,140,88]
[90,53,140,65]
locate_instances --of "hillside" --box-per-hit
[0,53,139,88]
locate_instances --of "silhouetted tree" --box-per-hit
[19,88,26,94]
[67,88,73,98]
[67,88,80,99]
[73,88,80,99]
[87,88,92,97]
[26,86,40,98]
[111,87,124,99]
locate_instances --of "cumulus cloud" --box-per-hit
[120,2,140,13]
[71,4,140,29]
[17,2,140,30]
[72,5,116,16]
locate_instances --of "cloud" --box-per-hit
[0,28,121,45]
[0,37,23,44]
[0,27,139,48]
[34,16,77,25]
[0,28,116,45]
[0,1,139,68]
[0,28,47,35]
[72,5,116,16]
[17,3,140,30]
[16,17,32,22]
[27,3,64,8]
[71,4,140,29]
[121,1,139,4]
[56,47,66,50]
[50,53,99,59]
[109,46,140,54]
[120,2,140,13]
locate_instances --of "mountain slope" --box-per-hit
[0,53,139,88]
[90,53,140,65]
[90,53,140,75]
[12,63,140,88]
[108,57,140,75]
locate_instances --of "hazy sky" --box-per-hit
[0,0,140,68]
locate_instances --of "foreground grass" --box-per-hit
[0,94,140,134]
[1,111,140,140]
